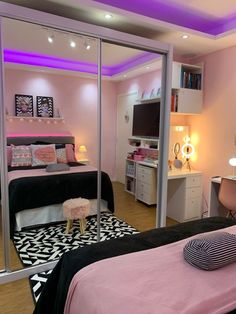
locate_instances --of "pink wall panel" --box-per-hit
[4,69,117,178]
[188,45,236,208]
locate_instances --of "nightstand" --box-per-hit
[78,159,90,165]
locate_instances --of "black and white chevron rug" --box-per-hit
[27,213,138,303]
[13,213,138,267]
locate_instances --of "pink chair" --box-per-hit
[218,178,236,219]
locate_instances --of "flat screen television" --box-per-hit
[132,102,160,138]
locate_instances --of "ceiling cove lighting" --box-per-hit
[4,49,159,76]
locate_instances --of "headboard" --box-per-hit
[7,136,75,146]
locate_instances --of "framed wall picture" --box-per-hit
[15,94,33,117]
[36,96,53,117]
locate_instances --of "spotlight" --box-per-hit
[181,34,189,39]
[104,13,113,19]
[48,35,54,43]
[85,42,91,50]
[70,40,76,48]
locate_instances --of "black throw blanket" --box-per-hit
[33,217,236,314]
[9,170,114,237]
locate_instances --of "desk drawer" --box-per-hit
[137,190,156,205]
[186,175,201,188]
[137,165,155,177]
[186,187,202,199]
[185,198,201,220]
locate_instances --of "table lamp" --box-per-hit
[181,141,195,171]
[229,156,236,177]
[78,145,87,160]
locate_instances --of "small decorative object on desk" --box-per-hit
[36,96,53,117]
[150,88,155,98]
[15,94,33,117]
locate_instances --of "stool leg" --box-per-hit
[79,218,86,234]
[65,219,73,234]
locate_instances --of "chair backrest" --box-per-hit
[218,178,236,212]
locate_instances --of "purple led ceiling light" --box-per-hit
[4,49,159,76]
[94,0,236,36]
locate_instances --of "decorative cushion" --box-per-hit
[56,148,67,164]
[65,144,77,162]
[11,145,32,167]
[31,144,57,166]
[7,146,12,165]
[46,163,70,172]
[183,232,236,270]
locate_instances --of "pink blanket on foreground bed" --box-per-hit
[64,225,236,314]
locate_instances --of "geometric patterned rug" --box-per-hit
[28,213,138,303]
[13,213,139,267]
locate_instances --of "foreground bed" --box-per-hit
[33,216,236,314]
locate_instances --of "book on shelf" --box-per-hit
[182,71,201,90]
[171,93,178,112]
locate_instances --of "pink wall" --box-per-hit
[188,45,236,210]
[5,68,117,178]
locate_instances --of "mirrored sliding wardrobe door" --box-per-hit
[2,17,100,272]
[101,40,164,236]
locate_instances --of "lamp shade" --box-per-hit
[79,145,87,153]
[229,157,236,166]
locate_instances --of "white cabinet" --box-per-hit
[167,173,202,222]
[171,62,203,114]
[136,164,157,205]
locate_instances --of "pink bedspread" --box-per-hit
[8,165,97,183]
[64,225,236,314]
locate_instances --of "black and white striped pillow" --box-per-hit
[183,232,236,270]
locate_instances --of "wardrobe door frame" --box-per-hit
[0,2,172,283]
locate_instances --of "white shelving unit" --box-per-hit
[171,62,203,114]
[128,137,159,150]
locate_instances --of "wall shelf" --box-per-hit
[6,116,65,124]
[136,97,161,104]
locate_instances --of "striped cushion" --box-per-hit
[183,232,236,270]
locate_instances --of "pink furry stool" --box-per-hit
[63,198,90,234]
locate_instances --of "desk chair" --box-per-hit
[218,178,236,219]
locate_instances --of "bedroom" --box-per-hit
[1,1,236,313]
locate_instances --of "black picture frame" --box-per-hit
[36,96,54,117]
[15,94,33,117]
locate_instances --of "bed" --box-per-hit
[33,216,236,314]
[5,136,114,237]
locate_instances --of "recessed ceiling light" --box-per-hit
[145,65,150,69]
[123,74,127,78]
[70,40,76,48]
[181,34,189,39]
[104,14,113,19]
[85,43,91,50]
[48,35,54,43]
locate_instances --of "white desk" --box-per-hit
[134,162,202,223]
[209,176,235,217]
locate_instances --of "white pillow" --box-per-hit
[31,144,57,166]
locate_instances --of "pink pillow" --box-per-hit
[11,145,32,167]
[31,144,57,166]
[65,144,77,162]
[7,146,12,165]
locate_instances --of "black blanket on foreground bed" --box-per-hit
[9,169,114,237]
[33,216,236,314]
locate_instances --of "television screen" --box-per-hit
[132,102,160,138]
